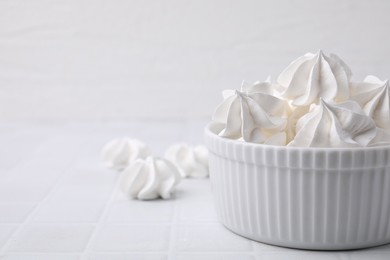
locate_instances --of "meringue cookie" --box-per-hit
[121,156,182,200]
[289,99,377,147]
[277,50,351,106]
[351,76,390,132]
[101,138,151,171]
[370,127,390,146]
[212,86,288,145]
[165,143,209,178]
[351,75,385,96]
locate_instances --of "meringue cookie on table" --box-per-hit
[121,156,182,200]
[288,99,377,147]
[193,145,209,167]
[351,76,390,132]
[213,82,289,145]
[165,143,209,178]
[101,138,151,171]
[277,50,351,106]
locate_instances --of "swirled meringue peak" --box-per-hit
[101,138,151,171]
[121,157,182,200]
[289,99,377,147]
[212,84,288,145]
[351,76,390,132]
[165,143,209,178]
[277,50,351,106]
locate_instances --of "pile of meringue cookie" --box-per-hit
[101,139,208,200]
[213,50,390,147]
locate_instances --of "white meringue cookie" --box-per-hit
[193,145,209,166]
[165,143,209,178]
[121,157,182,200]
[101,138,151,171]
[289,99,377,147]
[212,82,288,145]
[277,50,351,106]
[351,75,386,96]
[351,76,390,132]
[370,127,390,146]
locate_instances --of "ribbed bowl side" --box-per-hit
[205,122,390,250]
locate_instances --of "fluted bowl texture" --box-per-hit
[205,122,390,250]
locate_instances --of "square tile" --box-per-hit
[2,254,81,260]
[178,180,212,197]
[93,224,170,251]
[33,202,105,222]
[175,224,252,251]
[107,201,173,222]
[63,169,118,186]
[84,254,167,260]
[0,184,50,202]
[0,225,18,248]
[3,171,61,189]
[253,252,347,260]
[177,199,217,223]
[0,203,36,223]
[171,180,213,203]
[50,185,113,202]
[9,224,94,252]
[174,254,254,260]
[348,253,390,260]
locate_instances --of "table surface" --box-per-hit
[0,120,390,260]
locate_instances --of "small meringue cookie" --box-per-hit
[121,156,182,200]
[165,143,209,178]
[193,145,209,167]
[289,99,377,147]
[350,75,386,96]
[212,82,289,145]
[351,76,390,132]
[277,50,351,106]
[101,138,151,171]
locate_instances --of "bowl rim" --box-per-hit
[205,121,390,152]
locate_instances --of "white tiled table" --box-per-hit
[0,120,390,260]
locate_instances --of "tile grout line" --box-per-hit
[80,170,123,258]
[0,138,89,254]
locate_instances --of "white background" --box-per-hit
[1,0,390,121]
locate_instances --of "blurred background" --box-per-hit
[0,0,390,122]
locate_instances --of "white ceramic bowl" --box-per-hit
[205,122,390,250]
